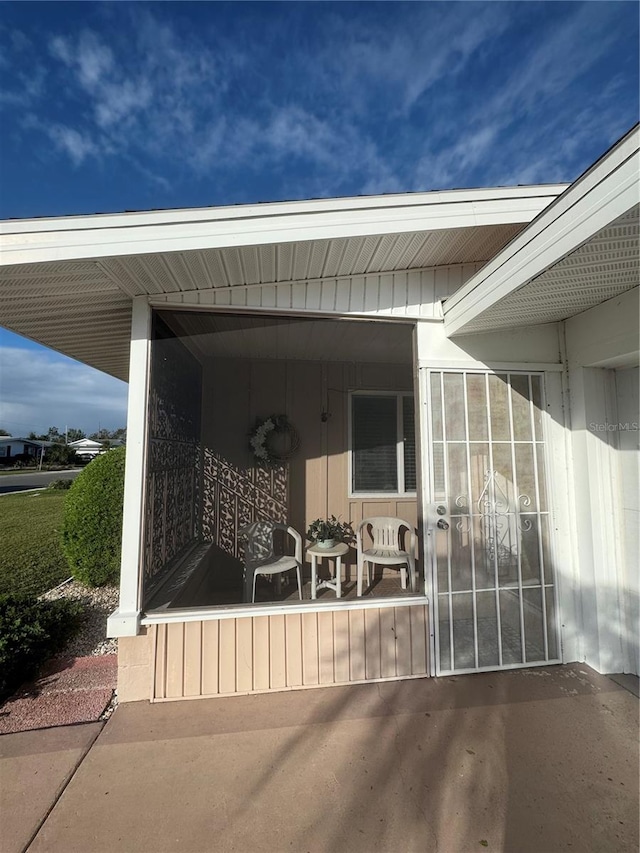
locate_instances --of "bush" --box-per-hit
[47,478,73,490]
[61,447,126,587]
[45,444,77,467]
[0,594,84,698]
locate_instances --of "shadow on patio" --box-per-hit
[17,663,640,853]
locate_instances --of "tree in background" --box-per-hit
[0,429,10,436]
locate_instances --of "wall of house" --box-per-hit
[150,263,484,321]
[117,602,430,702]
[564,287,640,675]
[199,357,418,590]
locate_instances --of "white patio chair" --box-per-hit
[238,521,303,603]
[356,517,416,597]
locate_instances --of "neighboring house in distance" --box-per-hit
[0,437,52,464]
[68,437,105,461]
[0,124,637,704]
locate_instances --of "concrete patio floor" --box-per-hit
[2,663,638,853]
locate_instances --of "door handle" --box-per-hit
[437,519,449,530]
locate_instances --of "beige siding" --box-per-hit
[201,358,418,571]
[151,605,429,701]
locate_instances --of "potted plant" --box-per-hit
[306,516,354,550]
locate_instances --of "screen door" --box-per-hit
[427,370,560,674]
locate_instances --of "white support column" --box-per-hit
[567,366,627,673]
[107,297,152,637]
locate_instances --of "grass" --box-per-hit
[0,491,70,597]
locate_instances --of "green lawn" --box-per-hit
[0,491,70,597]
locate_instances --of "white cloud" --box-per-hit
[47,125,98,166]
[0,345,127,436]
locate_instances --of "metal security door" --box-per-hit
[426,370,560,674]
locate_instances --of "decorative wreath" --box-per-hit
[249,414,300,466]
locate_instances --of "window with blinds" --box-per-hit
[351,393,417,495]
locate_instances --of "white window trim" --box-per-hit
[348,389,417,500]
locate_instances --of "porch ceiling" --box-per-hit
[0,186,565,382]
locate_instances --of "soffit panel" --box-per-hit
[0,223,525,380]
[458,206,640,333]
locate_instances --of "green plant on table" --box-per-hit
[306,515,354,544]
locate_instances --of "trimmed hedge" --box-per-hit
[0,594,83,699]
[61,447,126,587]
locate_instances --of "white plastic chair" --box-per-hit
[356,517,416,596]
[238,521,303,603]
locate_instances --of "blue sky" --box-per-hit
[0,1,638,434]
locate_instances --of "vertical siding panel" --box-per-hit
[406,270,422,317]
[201,620,219,695]
[306,281,322,309]
[218,619,237,694]
[318,611,335,684]
[378,273,394,313]
[434,267,450,301]
[320,279,337,311]
[253,616,270,691]
[276,283,291,309]
[364,609,382,679]
[166,622,185,698]
[420,268,436,316]
[260,284,276,307]
[269,615,287,689]
[394,607,412,676]
[332,609,351,682]
[301,612,320,686]
[212,288,230,306]
[291,282,307,309]
[446,265,463,296]
[379,607,397,678]
[183,621,203,697]
[391,272,408,316]
[364,275,380,313]
[236,618,254,692]
[154,623,167,700]
[231,287,247,306]
[410,606,428,675]
[350,276,365,312]
[285,614,304,687]
[335,281,351,313]
[349,609,366,682]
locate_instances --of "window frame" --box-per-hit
[348,389,417,499]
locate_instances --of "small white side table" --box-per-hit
[307,542,350,599]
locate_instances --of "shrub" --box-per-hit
[47,478,73,490]
[45,443,77,467]
[61,447,126,587]
[0,594,84,699]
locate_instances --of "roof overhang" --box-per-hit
[443,126,640,336]
[0,185,565,381]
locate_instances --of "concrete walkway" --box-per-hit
[2,664,638,853]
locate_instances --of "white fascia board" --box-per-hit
[444,127,640,336]
[0,186,566,268]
